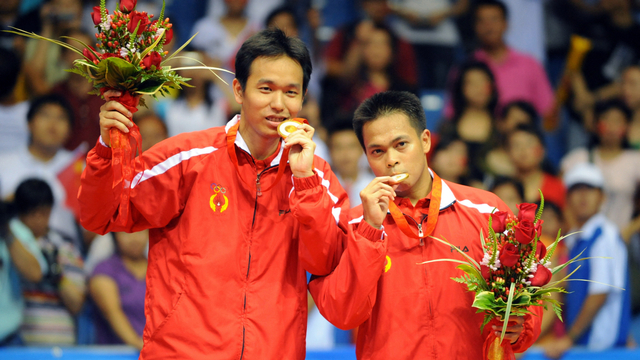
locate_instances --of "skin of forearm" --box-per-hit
[90,277,143,349]
[567,293,607,341]
[8,239,43,282]
[59,278,86,315]
[24,24,54,95]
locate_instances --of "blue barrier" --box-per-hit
[2,346,640,359]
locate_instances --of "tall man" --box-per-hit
[78,29,349,359]
[309,91,542,359]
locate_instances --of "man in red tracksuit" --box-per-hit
[309,91,542,359]
[78,29,349,359]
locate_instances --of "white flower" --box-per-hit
[100,21,111,32]
[120,47,128,57]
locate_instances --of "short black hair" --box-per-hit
[13,178,54,216]
[452,61,498,119]
[535,199,563,221]
[265,5,299,30]
[0,48,21,101]
[508,123,545,148]
[27,94,74,128]
[475,0,509,20]
[234,28,312,94]
[594,99,632,123]
[501,100,539,124]
[353,91,426,148]
[490,176,524,202]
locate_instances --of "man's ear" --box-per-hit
[233,79,244,105]
[422,129,432,154]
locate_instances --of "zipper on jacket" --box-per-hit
[405,215,425,246]
[240,166,277,359]
[239,327,246,360]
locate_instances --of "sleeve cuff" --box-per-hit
[292,171,321,190]
[357,221,385,242]
[95,136,113,159]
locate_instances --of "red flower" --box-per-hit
[91,6,106,25]
[517,203,537,223]
[142,51,162,69]
[535,219,544,238]
[101,53,121,59]
[83,47,98,62]
[491,211,508,233]
[499,243,520,267]
[164,27,173,44]
[530,265,552,286]
[128,11,150,36]
[535,241,547,261]
[481,265,491,280]
[514,219,536,245]
[120,0,137,13]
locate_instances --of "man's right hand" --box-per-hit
[361,177,397,229]
[99,90,135,147]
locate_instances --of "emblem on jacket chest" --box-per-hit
[209,182,229,213]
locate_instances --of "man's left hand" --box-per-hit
[493,316,525,344]
[284,123,316,178]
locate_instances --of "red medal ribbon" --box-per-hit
[225,118,308,194]
[388,171,443,239]
[483,319,516,360]
[101,88,144,225]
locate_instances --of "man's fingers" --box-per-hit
[101,110,134,129]
[102,118,130,134]
[103,100,133,118]
[103,89,123,102]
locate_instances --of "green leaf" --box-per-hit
[535,190,544,224]
[136,80,165,95]
[552,302,563,322]
[104,57,138,88]
[500,282,517,343]
[480,313,495,334]
[473,291,499,311]
[428,235,481,270]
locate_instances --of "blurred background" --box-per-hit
[1,0,640,359]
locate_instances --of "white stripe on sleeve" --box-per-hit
[131,146,218,188]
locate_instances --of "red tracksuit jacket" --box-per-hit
[78,116,349,359]
[309,177,542,359]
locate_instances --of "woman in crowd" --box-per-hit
[90,231,147,349]
[561,99,640,240]
[440,61,499,181]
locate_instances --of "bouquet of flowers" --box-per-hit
[5,0,231,224]
[423,194,584,360]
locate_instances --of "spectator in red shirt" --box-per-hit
[507,124,566,208]
[322,0,417,88]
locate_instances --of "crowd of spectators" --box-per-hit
[1,0,640,357]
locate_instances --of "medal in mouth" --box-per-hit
[391,173,409,183]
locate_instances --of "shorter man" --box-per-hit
[544,163,631,359]
[309,91,541,359]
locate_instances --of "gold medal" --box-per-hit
[277,119,303,139]
[391,173,409,183]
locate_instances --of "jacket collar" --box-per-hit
[225,115,285,167]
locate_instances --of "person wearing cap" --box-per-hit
[543,163,631,359]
